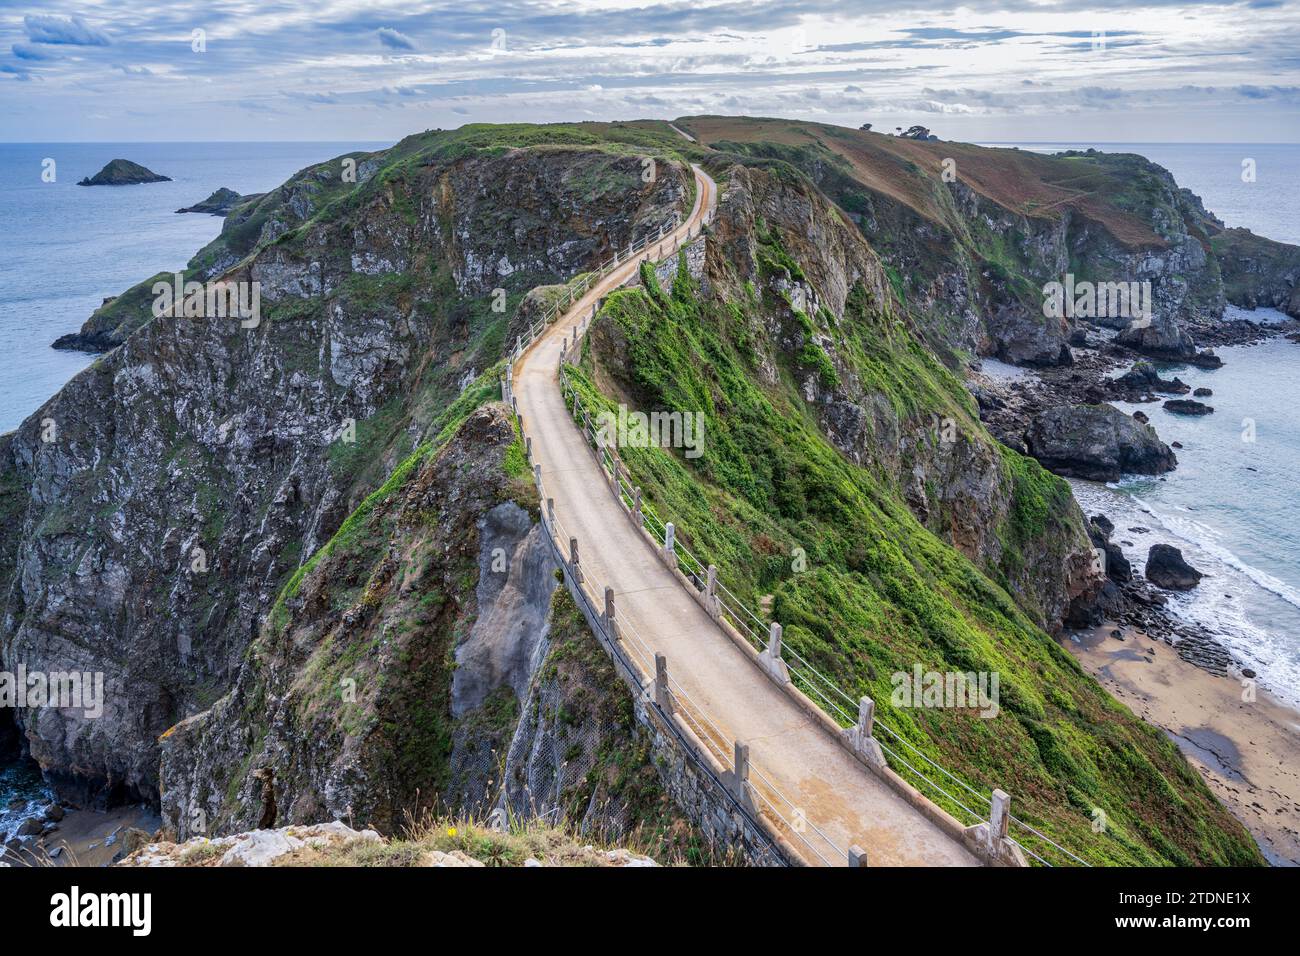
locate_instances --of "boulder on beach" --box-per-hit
[1163,399,1214,416]
[77,159,171,186]
[1145,543,1203,590]
[1025,403,1178,481]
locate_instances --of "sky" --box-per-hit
[0,1,1297,143]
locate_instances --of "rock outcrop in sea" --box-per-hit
[1146,543,1204,590]
[1025,404,1178,481]
[77,159,171,186]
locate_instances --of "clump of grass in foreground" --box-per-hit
[271,809,744,867]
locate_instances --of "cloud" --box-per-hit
[2,64,34,81]
[12,42,58,61]
[2,1,1296,141]
[23,14,109,47]
[376,27,416,51]
[1230,84,1300,100]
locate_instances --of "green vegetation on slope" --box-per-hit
[566,261,1261,866]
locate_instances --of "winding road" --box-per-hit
[513,163,980,866]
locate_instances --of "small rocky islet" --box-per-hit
[76,158,171,186]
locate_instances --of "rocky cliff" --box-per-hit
[158,405,704,857]
[3,127,688,805]
[0,120,1267,865]
[678,117,1296,367]
[686,160,1099,629]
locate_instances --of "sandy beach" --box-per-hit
[2,804,160,868]
[1066,622,1300,866]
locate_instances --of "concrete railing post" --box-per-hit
[844,695,886,768]
[570,536,582,585]
[515,335,522,359]
[533,463,541,492]
[510,396,518,416]
[654,653,674,715]
[759,622,790,683]
[525,436,532,462]
[664,522,675,558]
[963,788,1027,866]
[633,487,643,527]
[849,845,869,868]
[990,789,1010,842]
[705,564,719,619]
[603,586,616,636]
[724,740,756,812]
[546,497,554,528]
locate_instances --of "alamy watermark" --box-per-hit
[0,665,104,718]
[891,664,1000,718]
[152,273,261,328]
[595,403,704,459]
[1042,274,1151,326]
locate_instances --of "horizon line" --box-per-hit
[3,139,1299,147]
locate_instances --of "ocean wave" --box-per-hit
[1070,478,1300,709]
[1127,496,1300,612]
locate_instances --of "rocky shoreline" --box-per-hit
[974,316,1300,683]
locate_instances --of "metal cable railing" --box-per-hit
[505,179,1094,868]
[507,205,713,361]
[531,449,819,867]
[550,358,1095,869]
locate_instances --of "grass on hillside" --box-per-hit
[565,259,1262,867]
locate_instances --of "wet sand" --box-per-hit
[1065,622,1300,866]
[3,804,160,867]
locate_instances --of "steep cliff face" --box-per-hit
[1211,226,1300,318]
[564,169,1258,864]
[159,404,535,836]
[697,162,1098,629]
[2,129,690,805]
[2,120,1268,866]
[681,117,1294,366]
[159,406,700,856]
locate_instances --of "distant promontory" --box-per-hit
[176,187,244,215]
[77,159,172,186]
